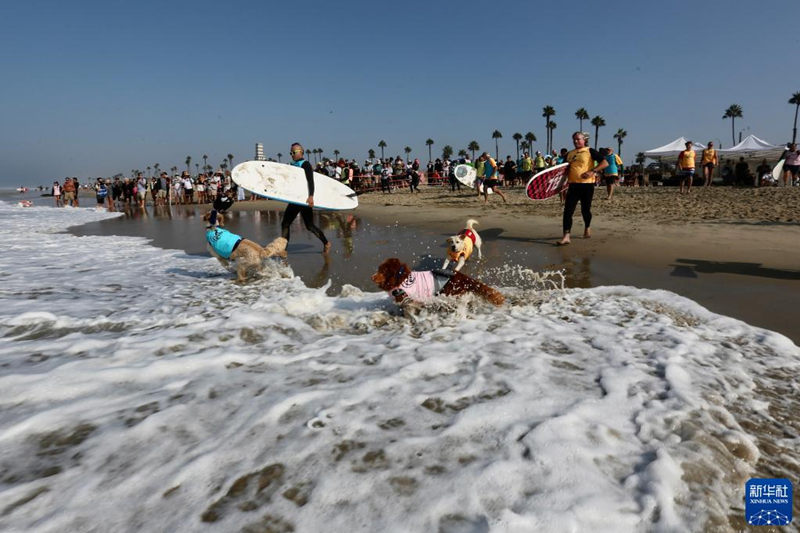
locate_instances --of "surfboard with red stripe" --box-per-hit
[525,163,569,200]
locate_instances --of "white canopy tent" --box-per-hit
[643,137,707,160]
[718,135,785,162]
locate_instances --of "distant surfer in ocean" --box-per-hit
[282,143,330,254]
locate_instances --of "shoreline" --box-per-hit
[68,184,800,344]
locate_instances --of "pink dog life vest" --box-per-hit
[390,270,452,303]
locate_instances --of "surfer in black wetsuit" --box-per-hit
[282,143,330,253]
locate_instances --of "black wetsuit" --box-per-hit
[281,158,328,246]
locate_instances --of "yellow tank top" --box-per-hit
[521,157,532,171]
[566,147,595,184]
[679,150,696,169]
[701,148,716,164]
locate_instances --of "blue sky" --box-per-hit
[1,0,798,186]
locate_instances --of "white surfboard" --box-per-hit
[232,161,358,211]
[454,164,477,187]
[453,164,492,193]
[772,159,785,182]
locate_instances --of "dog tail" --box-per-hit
[261,237,288,258]
[466,218,479,229]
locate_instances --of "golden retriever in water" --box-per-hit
[203,210,287,282]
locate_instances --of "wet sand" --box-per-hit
[69,184,800,344]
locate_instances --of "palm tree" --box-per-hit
[277,152,283,162]
[425,138,434,162]
[378,140,387,160]
[317,148,324,162]
[524,131,536,154]
[333,149,340,160]
[548,122,557,151]
[575,108,589,132]
[520,141,530,154]
[590,116,606,149]
[512,133,522,160]
[153,163,160,175]
[457,149,467,158]
[467,141,480,161]
[170,166,177,174]
[227,153,234,168]
[788,92,800,143]
[492,130,502,160]
[613,128,627,156]
[404,146,412,160]
[542,106,555,152]
[146,166,151,177]
[185,156,191,173]
[195,163,200,175]
[635,152,646,173]
[202,154,208,171]
[368,149,376,160]
[722,104,743,146]
[442,145,453,160]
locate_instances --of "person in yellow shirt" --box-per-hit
[701,141,718,188]
[677,141,697,194]
[556,132,608,245]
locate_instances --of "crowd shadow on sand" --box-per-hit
[670,259,800,281]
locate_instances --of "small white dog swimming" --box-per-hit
[442,219,482,272]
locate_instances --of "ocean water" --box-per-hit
[0,199,798,533]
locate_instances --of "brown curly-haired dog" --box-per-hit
[372,258,504,306]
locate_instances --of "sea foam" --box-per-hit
[0,201,797,532]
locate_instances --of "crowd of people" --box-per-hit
[49,170,240,211]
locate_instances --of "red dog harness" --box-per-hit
[459,229,477,244]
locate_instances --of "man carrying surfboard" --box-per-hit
[282,143,330,254]
[556,132,608,246]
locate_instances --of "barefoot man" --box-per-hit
[557,132,608,245]
[281,143,330,254]
[479,152,507,204]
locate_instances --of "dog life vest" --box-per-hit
[390,271,452,303]
[206,227,242,259]
[446,229,476,263]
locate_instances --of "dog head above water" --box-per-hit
[446,234,469,254]
[371,258,411,291]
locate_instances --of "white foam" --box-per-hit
[0,201,797,532]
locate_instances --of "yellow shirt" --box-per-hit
[701,148,717,165]
[566,147,597,184]
[521,156,533,171]
[679,150,696,170]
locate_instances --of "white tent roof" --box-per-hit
[643,137,707,159]
[719,135,785,160]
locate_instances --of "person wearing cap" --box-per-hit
[677,141,696,194]
[534,151,546,173]
[281,143,330,253]
[556,131,608,246]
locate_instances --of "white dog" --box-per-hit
[442,219,482,272]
